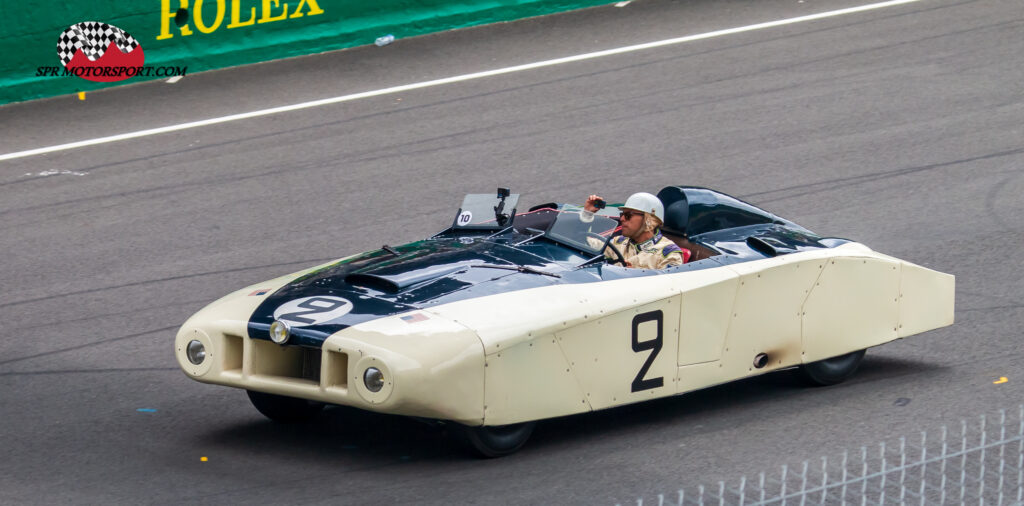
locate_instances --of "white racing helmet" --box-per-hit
[621,192,664,222]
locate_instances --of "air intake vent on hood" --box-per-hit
[345,264,468,293]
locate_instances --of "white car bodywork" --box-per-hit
[176,242,954,426]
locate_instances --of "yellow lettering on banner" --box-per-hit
[159,0,322,38]
[258,0,288,23]
[228,0,257,28]
[289,0,324,18]
[193,0,226,33]
[158,0,193,40]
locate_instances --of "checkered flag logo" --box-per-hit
[57,21,140,67]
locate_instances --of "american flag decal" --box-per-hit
[400,313,429,323]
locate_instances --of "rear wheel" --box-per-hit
[452,422,536,458]
[795,350,866,386]
[246,390,324,423]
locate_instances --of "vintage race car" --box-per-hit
[175,186,954,456]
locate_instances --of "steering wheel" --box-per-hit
[586,232,627,266]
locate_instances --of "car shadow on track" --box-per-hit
[530,354,946,451]
[197,404,465,463]
[194,354,944,462]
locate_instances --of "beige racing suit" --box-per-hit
[589,231,686,269]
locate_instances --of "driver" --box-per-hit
[584,192,688,269]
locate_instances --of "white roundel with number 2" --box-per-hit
[456,210,473,226]
[273,296,353,327]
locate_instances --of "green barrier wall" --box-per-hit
[1,0,615,105]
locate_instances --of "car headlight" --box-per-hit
[186,340,206,365]
[269,320,291,344]
[363,367,384,392]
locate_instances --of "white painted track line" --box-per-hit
[0,0,923,162]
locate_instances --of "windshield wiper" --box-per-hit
[573,255,606,270]
[470,263,561,278]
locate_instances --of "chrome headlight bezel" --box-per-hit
[269,320,291,344]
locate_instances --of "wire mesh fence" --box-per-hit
[622,405,1024,506]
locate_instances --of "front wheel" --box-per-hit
[451,422,536,458]
[246,390,324,423]
[794,349,866,386]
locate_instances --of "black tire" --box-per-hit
[451,422,536,458]
[246,390,324,423]
[795,349,866,386]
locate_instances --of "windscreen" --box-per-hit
[452,193,520,230]
[545,207,620,255]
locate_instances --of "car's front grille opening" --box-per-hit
[246,340,323,385]
[249,339,306,380]
[322,350,349,389]
[222,334,243,373]
[301,349,321,382]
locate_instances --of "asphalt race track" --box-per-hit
[1,0,1022,503]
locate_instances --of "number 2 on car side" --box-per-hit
[553,297,680,409]
[631,311,664,392]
